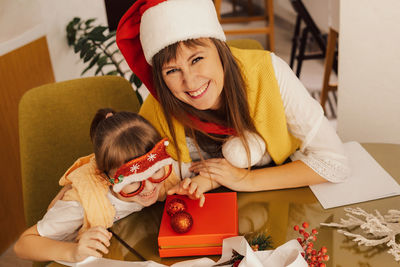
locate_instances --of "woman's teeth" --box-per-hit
[187,82,208,97]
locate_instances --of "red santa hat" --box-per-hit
[117,0,234,135]
[116,0,226,100]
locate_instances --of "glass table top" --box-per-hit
[52,143,400,267]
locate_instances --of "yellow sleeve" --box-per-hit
[139,95,192,163]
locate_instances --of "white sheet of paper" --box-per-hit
[309,141,400,209]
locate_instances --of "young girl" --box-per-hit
[14,108,203,263]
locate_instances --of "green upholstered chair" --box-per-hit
[18,76,139,267]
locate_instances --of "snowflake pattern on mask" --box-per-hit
[130,164,140,173]
[147,153,156,161]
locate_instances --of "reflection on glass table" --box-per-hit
[51,143,400,267]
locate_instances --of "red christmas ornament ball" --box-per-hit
[166,198,187,216]
[170,211,193,234]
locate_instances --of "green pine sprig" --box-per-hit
[213,233,273,266]
[246,232,273,251]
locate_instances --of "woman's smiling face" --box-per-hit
[161,38,224,110]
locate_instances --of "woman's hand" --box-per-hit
[167,178,206,207]
[73,226,112,262]
[189,158,249,191]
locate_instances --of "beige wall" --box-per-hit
[266,0,330,33]
[337,0,400,144]
[0,0,108,82]
[37,0,108,82]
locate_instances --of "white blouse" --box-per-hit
[187,53,349,183]
[270,53,349,182]
[37,191,144,241]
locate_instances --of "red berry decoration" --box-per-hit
[166,198,187,216]
[170,211,193,234]
[293,222,329,266]
[312,228,318,234]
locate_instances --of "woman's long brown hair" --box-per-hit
[152,38,259,168]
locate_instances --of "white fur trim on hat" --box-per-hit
[112,157,173,193]
[140,0,226,65]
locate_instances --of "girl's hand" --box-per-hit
[73,226,112,262]
[189,158,249,191]
[167,178,206,207]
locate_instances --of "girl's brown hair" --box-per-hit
[90,108,162,174]
[152,38,258,166]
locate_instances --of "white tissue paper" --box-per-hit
[58,236,307,267]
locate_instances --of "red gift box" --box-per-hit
[158,192,238,257]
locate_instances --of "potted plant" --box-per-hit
[66,17,143,104]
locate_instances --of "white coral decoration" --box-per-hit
[321,207,400,261]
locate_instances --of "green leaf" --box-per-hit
[72,17,81,25]
[66,18,82,46]
[85,18,96,27]
[81,54,100,75]
[106,70,119,76]
[66,29,76,46]
[66,21,76,34]
[97,55,108,65]
[95,56,108,75]
[83,48,96,63]
[130,73,142,89]
[135,90,143,105]
[94,67,104,76]
[80,42,91,58]
[74,37,88,53]
[87,26,108,42]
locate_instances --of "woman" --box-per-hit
[116,0,349,194]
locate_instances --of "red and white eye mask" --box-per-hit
[109,138,173,194]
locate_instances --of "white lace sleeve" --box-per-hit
[37,200,84,241]
[270,53,350,182]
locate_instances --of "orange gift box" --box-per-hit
[158,192,238,258]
